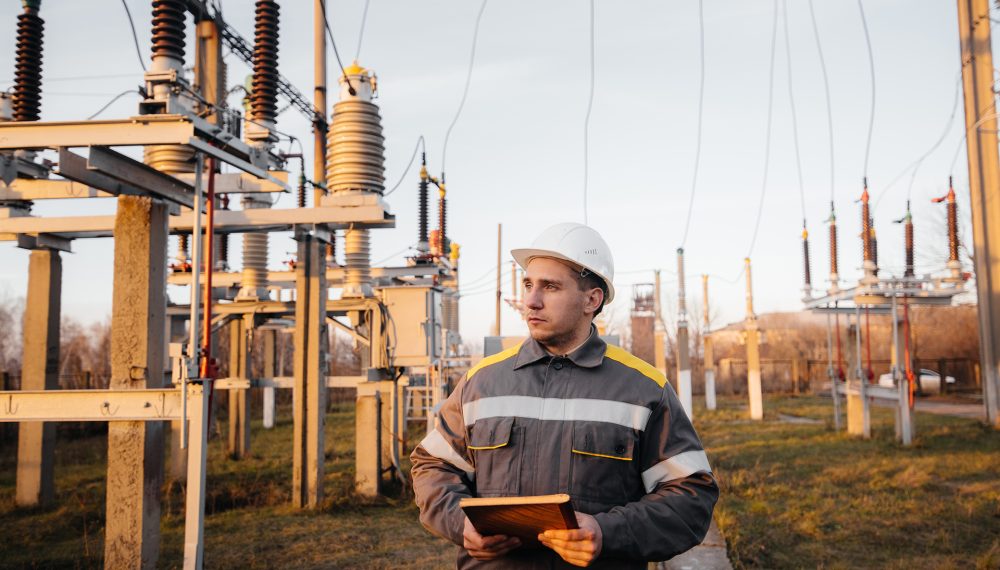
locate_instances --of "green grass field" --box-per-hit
[1,395,998,568]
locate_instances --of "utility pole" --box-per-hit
[313,0,327,208]
[957,0,1000,428]
[494,223,502,336]
[744,258,763,420]
[676,249,693,418]
[653,270,667,375]
[702,274,716,410]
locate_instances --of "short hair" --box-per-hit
[576,269,607,317]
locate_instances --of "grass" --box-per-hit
[699,396,1000,569]
[1,396,998,569]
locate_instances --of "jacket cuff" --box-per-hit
[594,509,632,558]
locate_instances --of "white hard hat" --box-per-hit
[511,222,616,304]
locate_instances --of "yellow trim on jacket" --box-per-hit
[603,345,668,388]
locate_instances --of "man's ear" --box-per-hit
[584,287,604,315]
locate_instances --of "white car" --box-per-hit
[877,369,957,396]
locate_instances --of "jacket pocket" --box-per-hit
[570,422,639,504]
[469,417,522,496]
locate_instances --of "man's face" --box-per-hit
[522,257,600,345]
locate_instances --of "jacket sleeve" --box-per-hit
[410,375,475,546]
[593,382,719,561]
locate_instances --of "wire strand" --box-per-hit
[318,0,356,96]
[355,0,371,62]
[746,0,779,258]
[679,0,705,247]
[86,89,141,120]
[807,0,835,202]
[120,0,147,72]
[782,0,807,223]
[857,0,876,179]
[441,0,490,179]
[582,0,596,225]
[384,135,426,196]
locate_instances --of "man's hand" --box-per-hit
[463,517,521,560]
[538,511,603,567]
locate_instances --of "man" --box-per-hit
[411,222,718,568]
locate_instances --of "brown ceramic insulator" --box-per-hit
[418,179,429,246]
[251,0,280,123]
[219,233,229,267]
[151,0,185,62]
[861,201,872,262]
[438,193,447,256]
[904,220,914,277]
[947,200,959,262]
[871,228,878,275]
[297,175,306,208]
[178,234,189,260]
[802,235,812,287]
[13,6,44,122]
[829,222,839,276]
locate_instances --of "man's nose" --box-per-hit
[524,286,543,310]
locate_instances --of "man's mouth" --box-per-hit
[527,316,545,324]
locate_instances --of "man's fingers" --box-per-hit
[542,529,594,542]
[538,535,598,553]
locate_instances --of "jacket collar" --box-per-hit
[513,325,607,370]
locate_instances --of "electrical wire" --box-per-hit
[807,0,835,202]
[782,0,807,224]
[441,0,489,180]
[582,0,595,225]
[86,89,141,120]
[384,135,426,196]
[318,0,357,96]
[857,0,876,180]
[746,0,779,258]
[120,0,147,72]
[355,0,371,62]
[679,0,705,247]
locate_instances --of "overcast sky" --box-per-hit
[0,0,990,347]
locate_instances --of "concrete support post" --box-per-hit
[676,325,692,418]
[168,315,188,481]
[653,270,667,375]
[292,231,327,508]
[957,0,1000,429]
[15,248,61,507]
[704,334,716,411]
[355,389,382,497]
[744,258,763,420]
[105,195,168,569]
[891,297,914,445]
[262,328,276,429]
[227,317,250,458]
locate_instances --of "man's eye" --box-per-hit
[524,283,532,290]
[545,284,557,291]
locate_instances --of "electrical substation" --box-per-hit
[2,0,1000,568]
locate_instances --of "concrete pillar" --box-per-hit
[676,324,693,418]
[355,388,381,497]
[168,314,188,482]
[704,334,716,410]
[16,248,61,507]
[292,232,327,508]
[745,326,763,420]
[105,195,168,569]
[227,317,250,458]
[891,300,914,445]
[845,312,869,437]
[262,328,276,429]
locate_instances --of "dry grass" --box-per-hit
[699,396,1000,569]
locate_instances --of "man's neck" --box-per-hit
[540,324,594,357]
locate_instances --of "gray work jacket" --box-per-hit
[410,330,719,569]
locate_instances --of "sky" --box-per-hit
[0,0,990,348]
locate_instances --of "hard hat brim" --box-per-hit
[511,248,616,304]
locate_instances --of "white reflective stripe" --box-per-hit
[641,449,712,493]
[419,428,475,474]
[462,396,651,430]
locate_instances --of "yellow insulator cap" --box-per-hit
[439,185,446,198]
[802,229,809,240]
[344,60,367,76]
[450,242,461,262]
[419,165,428,179]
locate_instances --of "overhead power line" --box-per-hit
[679,0,706,248]
[746,0,780,258]
[384,135,426,196]
[806,0,835,202]
[355,0,371,62]
[441,0,490,180]
[119,0,147,72]
[782,0,807,224]
[857,0,877,180]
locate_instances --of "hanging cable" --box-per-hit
[441,0,489,180]
[679,0,705,248]
[745,0,779,258]
[318,0,356,96]
[782,0,806,223]
[857,0,876,180]
[384,135,425,196]
[120,0,147,72]
[355,0,371,62]
[807,0,835,203]
[582,0,595,225]
[86,89,141,120]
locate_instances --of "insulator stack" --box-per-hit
[343,228,372,297]
[418,166,429,252]
[13,1,44,122]
[177,234,189,266]
[802,227,812,289]
[327,241,336,266]
[861,186,873,263]
[904,206,914,278]
[676,248,687,320]
[297,171,306,208]
[151,0,185,66]
[251,0,280,125]
[219,233,229,271]
[438,186,447,257]
[871,228,878,275]
[828,208,839,279]
[144,145,195,269]
[325,63,385,193]
[947,188,959,263]
[238,196,270,300]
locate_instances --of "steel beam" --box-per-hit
[0,116,196,149]
[0,178,113,200]
[0,389,191,422]
[167,264,447,287]
[88,146,195,208]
